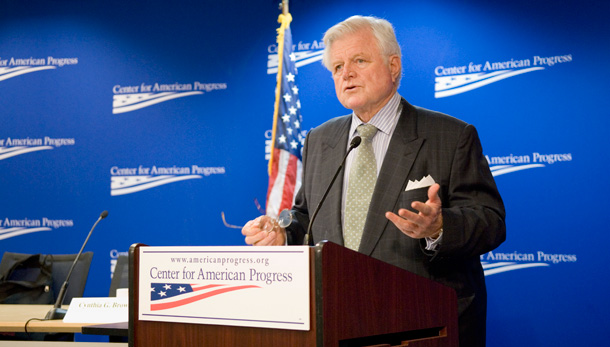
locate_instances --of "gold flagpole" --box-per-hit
[268,0,292,175]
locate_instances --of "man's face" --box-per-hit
[329,29,400,122]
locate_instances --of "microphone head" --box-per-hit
[100,210,109,219]
[350,136,362,149]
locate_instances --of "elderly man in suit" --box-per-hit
[242,15,505,347]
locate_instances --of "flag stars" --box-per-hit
[270,28,306,161]
[150,283,197,302]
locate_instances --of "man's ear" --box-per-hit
[389,55,401,82]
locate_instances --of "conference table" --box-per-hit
[0,304,127,345]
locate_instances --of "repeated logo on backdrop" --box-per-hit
[267,39,324,74]
[110,165,226,196]
[486,151,573,177]
[0,57,78,242]
[0,217,74,241]
[481,250,578,276]
[482,150,576,275]
[0,136,76,161]
[434,53,572,98]
[0,56,78,82]
[112,81,228,114]
[110,78,230,194]
[432,54,578,276]
[1,56,78,161]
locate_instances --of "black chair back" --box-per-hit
[0,251,93,305]
[48,252,94,304]
[109,254,129,297]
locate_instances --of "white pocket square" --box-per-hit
[405,175,436,191]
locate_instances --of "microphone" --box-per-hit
[45,210,109,320]
[303,136,361,245]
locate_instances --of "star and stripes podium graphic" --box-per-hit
[150,283,260,311]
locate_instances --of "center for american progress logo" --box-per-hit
[110,165,225,196]
[434,53,572,98]
[0,217,74,241]
[267,39,324,74]
[486,152,572,177]
[0,56,77,81]
[112,81,227,114]
[0,137,75,160]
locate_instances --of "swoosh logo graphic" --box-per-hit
[0,146,54,160]
[0,66,57,82]
[151,285,260,311]
[267,50,324,74]
[0,227,52,241]
[435,67,545,98]
[112,91,204,114]
[111,175,202,196]
[490,164,545,177]
[482,261,549,276]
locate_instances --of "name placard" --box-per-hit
[63,297,128,323]
[138,246,310,331]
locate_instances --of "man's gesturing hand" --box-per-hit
[385,183,443,239]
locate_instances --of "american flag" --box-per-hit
[150,283,259,311]
[266,13,304,219]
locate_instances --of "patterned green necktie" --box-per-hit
[344,124,378,251]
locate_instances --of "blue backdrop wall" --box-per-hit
[2,0,609,345]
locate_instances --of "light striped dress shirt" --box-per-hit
[341,92,402,222]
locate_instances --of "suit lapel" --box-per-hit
[359,100,424,256]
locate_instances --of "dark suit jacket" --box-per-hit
[286,98,506,346]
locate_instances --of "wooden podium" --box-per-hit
[128,242,458,347]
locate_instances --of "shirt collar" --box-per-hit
[349,92,401,137]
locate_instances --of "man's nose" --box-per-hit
[342,63,355,80]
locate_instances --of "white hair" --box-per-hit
[322,15,402,84]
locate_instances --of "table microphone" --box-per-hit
[303,136,361,246]
[45,210,109,320]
